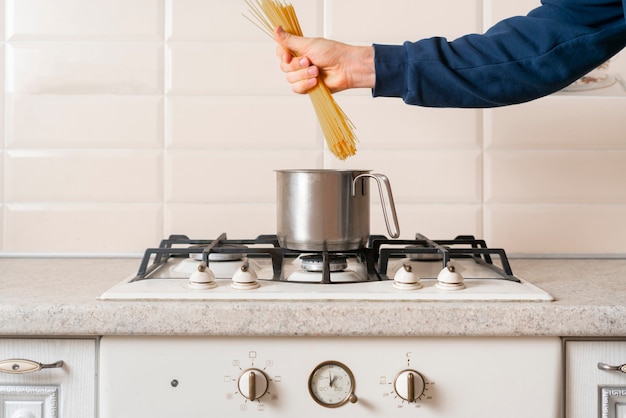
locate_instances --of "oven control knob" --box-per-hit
[394,369,425,402]
[238,368,269,401]
[393,263,422,290]
[436,261,465,290]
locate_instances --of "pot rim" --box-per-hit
[275,169,371,173]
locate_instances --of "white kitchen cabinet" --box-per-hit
[566,339,626,418]
[0,338,96,418]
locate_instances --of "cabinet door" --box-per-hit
[0,338,96,418]
[566,340,626,418]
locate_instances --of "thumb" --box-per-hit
[273,25,301,53]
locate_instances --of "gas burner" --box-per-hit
[405,245,444,261]
[300,254,348,273]
[189,244,247,262]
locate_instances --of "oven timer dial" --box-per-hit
[237,368,269,401]
[308,361,358,408]
[394,369,426,402]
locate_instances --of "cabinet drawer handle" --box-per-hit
[598,362,626,373]
[0,359,64,374]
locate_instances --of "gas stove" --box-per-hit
[100,233,553,301]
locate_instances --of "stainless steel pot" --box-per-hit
[276,169,400,251]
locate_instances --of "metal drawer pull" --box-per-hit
[598,363,626,373]
[0,359,64,374]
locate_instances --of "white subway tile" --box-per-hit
[5,203,163,254]
[0,3,4,41]
[326,0,480,43]
[484,204,626,255]
[485,96,626,149]
[326,149,482,203]
[371,203,482,240]
[168,0,322,41]
[165,203,276,239]
[0,45,4,140]
[0,151,4,200]
[166,96,319,149]
[7,0,164,41]
[164,149,323,203]
[5,150,163,202]
[7,94,163,148]
[485,150,626,204]
[0,204,3,252]
[166,42,285,95]
[7,43,163,94]
[339,96,480,149]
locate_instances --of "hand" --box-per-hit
[273,26,376,94]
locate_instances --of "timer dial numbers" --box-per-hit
[308,361,358,408]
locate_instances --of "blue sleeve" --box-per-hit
[372,0,626,108]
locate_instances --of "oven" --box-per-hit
[98,233,560,417]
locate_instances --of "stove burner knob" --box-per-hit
[436,261,465,290]
[238,368,269,401]
[394,369,426,403]
[393,264,422,290]
[231,259,260,290]
[188,262,217,289]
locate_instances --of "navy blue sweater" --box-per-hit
[372,0,626,107]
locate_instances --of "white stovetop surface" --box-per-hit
[99,256,553,301]
[100,276,552,301]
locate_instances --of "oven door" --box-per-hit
[565,339,626,418]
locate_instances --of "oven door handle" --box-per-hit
[598,362,626,373]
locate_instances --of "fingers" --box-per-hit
[288,68,318,94]
[274,27,319,94]
[276,56,317,93]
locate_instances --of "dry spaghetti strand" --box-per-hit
[244,0,357,160]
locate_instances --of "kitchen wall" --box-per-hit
[1,0,625,256]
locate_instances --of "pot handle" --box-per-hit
[353,174,400,238]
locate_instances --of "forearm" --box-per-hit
[345,46,376,89]
[373,1,626,107]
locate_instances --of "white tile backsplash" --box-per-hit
[327,150,482,204]
[0,1,4,42]
[164,203,276,239]
[7,43,164,94]
[326,0,481,43]
[164,149,322,203]
[168,0,323,41]
[485,150,626,204]
[5,150,163,202]
[167,42,284,95]
[372,204,483,241]
[0,150,4,201]
[0,0,624,255]
[5,204,163,254]
[166,96,319,149]
[338,97,480,149]
[7,0,164,41]
[485,96,626,149]
[7,95,163,148]
[484,204,626,255]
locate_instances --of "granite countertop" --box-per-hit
[0,257,625,338]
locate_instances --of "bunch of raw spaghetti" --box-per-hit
[245,0,357,160]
